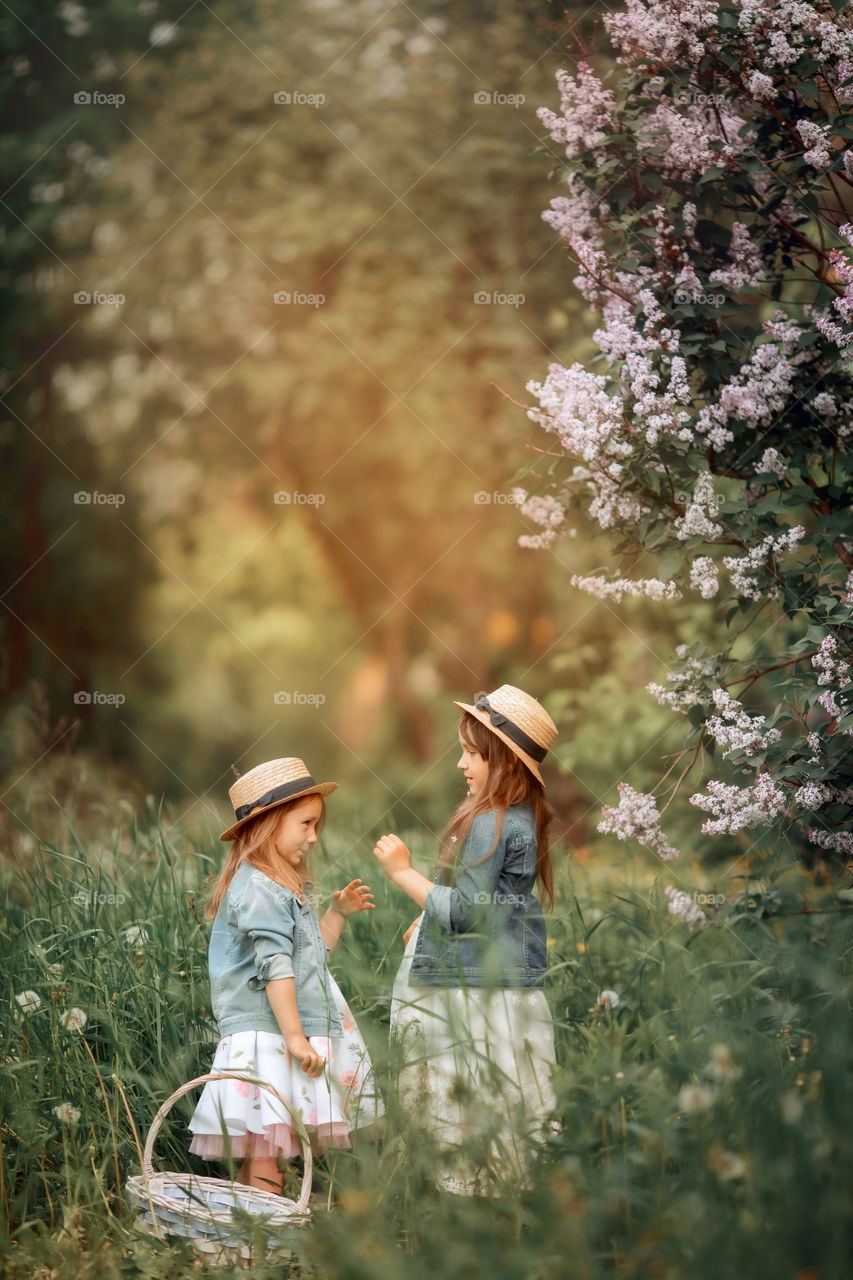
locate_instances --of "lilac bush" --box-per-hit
[517,0,853,868]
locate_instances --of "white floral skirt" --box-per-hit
[390,918,558,1195]
[188,974,383,1161]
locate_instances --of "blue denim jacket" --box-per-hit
[208,861,343,1037]
[408,804,548,989]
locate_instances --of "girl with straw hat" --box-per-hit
[373,685,560,1196]
[187,757,383,1195]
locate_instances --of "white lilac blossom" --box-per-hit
[811,635,852,729]
[704,688,782,757]
[808,828,853,855]
[796,119,833,169]
[604,0,721,66]
[647,646,719,710]
[664,884,708,929]
[747,70,776,101]
[512,490,571,549]
[571,574,682,602]
[673,472,723,540]
[755,447,786,478]
[722,526,806,601]
[690,555,720,598]
[60,1007,88,1033]
[598,782,680,860]
[53,1102,81,1124]
[536,63,617,161]
[696,332,802,450]
[794,782,832,808]
[689,772,787,835]
[845,570,853,603]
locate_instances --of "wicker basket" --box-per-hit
[125,1070,313,1268]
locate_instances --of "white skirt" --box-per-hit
[188,973,383,1160]
[390,918,558,1195]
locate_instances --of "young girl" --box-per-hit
[188,756,383,1194]
[374,684,559,1196]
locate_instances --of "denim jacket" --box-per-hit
[208,861,343,1038]
[408,804,548,989]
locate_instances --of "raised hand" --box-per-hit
[331,878,375,918]
[373,833,412,880]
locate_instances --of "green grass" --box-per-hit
[2,802,852,1278]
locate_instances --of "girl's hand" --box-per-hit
[373,834,412,881]
[285,1033,325,1078]
[403,915,422,947]
[331,879,375,919]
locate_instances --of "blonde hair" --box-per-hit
[203,795,328,921]
[438,711,556,910]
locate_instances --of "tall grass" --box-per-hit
[2,799,852,1278]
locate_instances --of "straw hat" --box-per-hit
[453,684,558,786]
[219,757,338,841]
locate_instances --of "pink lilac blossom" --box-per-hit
[570,574,682,602]
[811,634,850,686]
[603,0,720,64]
[689,771,787,834]
[598,782,680,860]
[664,884,708,929]
[708,222,764,291]
[756,447,786,478]
[673,472,723,540]
[696,330,803,450]
[747,70,776,101]
[794,782,832,808]
[721,525,806,600]
[796,119,833,169]
[704,687,782,756]
[647,645,719,710]
[536,63,618,161]
[512,489,572,550]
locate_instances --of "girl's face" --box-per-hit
[272,794,323,870]
[458,734,489,798]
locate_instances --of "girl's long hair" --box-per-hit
[203,796,327,921]
[438,711,555,911]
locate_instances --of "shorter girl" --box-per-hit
[375,684,560,1196]
[188,757,383,1194]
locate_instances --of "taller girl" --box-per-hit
[374,684,560,1196]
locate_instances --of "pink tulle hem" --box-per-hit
[189,1121,352,1160]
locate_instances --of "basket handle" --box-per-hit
[142,1070,313,1213]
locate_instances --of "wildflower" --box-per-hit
[664,885,707,930]
[779,1091,804,1124]
[53,1102,81,1124]
[15,990,41,1014]
[677,1084,715,1114]
[123,925,150,951]
[707,1043,741,1084]
[60,1007,88,1033]
[706,1144,746,1180]
[598,989,620,1009]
